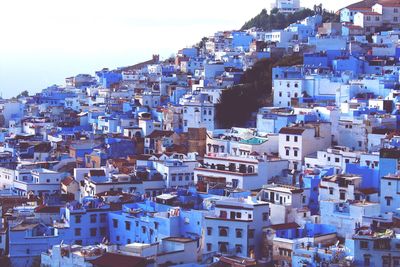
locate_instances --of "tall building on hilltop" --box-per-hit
[271,0,301,14]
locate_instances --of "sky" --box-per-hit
[0,0,360,98]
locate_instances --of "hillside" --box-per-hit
[241,8,339,31]
[216,53,303,128]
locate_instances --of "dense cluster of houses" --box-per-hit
[2,0,400,266]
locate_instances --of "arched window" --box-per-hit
[248,165,255,173]
[219,228,228,237]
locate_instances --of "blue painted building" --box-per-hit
[95,69,122,88]
[108,201,204,246]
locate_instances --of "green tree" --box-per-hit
[216,54,303,128]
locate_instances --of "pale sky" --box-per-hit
[0,0,359,98]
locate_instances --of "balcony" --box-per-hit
[196,163,257,176]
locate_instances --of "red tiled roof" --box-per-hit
[34,205,62,213]
[268,222,300,230]
[359,11,382,15]
[146,130,175,139]
[279,127,306,135]
[343,0,379,10]
[378,0,400,7]
[89,253,148,267]
[61,176,75,186]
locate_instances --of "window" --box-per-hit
[294,136,298,142]
[329,188,333,195]
[286,149,290,156]
[207,227,212,235]
[345,159,350,164]
[294,150,298,157]
[75,228,81,236]
[219,242,228,253]
[113,219,118,228]
[219,227,228,237]
[127,239,131,244]
[263,212,269,221]
[100,227,106,237]
[279,92,282,97]
[75,240,82,245]
[387,198,392,206]
[90,228,97,237]
[248,229,255,239]
[286,135,290,142]
[90,214,97,223]
[360,241,369,249]
[220,210,227,218]
[335,158,340,163]
[207,243,212,251]
[142,226,146,233]
[75,215,81,224]
[340,192,346,200]
[383,256,390,267]
[125,221,131,231]
[100,213,107,223]
[116,236,120,242]
[236,229,242,238]
[236,245,242,253]
[395,8,398,13]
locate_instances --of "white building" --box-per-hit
[279,122,332,170]
[372,2,400,25]
[304,146,360,172]
[180,92,215,132]
[319,200,380,238]
[136,153,199,188]
[207,129,279,156]
[271,0,301,14]
[204,196,270,259]
[273,78,303,107]
[354,11,383,34]
[257,184,312,225]
[380,173,400,214]
[194,153,288,191]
